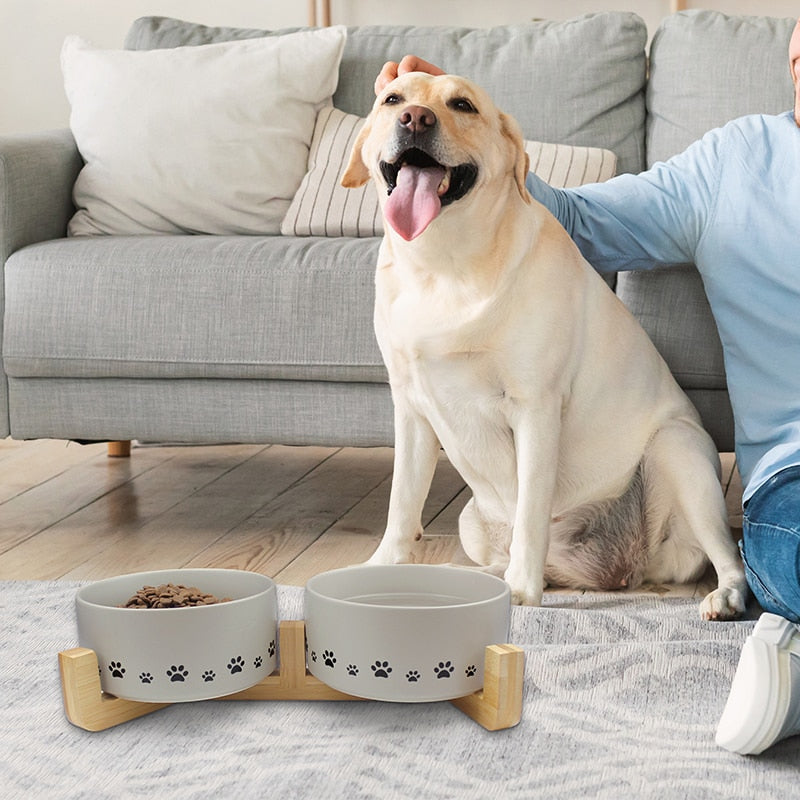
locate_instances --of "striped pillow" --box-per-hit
[524,140,616,189]
[281,107,617,238]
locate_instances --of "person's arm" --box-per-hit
[526,128,724,273]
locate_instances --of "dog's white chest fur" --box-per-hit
[378,272,521,511]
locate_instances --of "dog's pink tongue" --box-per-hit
[385,165,446,241]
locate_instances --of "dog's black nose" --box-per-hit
[398,105,437,133]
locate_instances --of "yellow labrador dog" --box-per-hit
[342,72,747,619]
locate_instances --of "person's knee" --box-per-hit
[741,524,800,621]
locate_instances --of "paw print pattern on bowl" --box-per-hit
[371,660,392,678]
[312,654,466,682]
[434,661,453,679]
[227,656,244,674]
[108,661,126,678]
[167,664,188,682]
[106,653,272,692]
[306,644,495,699]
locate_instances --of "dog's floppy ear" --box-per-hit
[500,112,531,204]
[341,121,372,188]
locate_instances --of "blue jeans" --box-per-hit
[741,465,800,623]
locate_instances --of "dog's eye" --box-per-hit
[449,97,478,114]
[383,93,403,105]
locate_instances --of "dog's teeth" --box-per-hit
[438,172,451,196]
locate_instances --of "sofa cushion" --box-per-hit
[615,267,726,390]
[647,10,795,165]
[4,236,385,382]
[61,28,346,236]
[125,13,647,176]
[281,107,617,238]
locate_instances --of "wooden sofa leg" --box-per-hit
[107,441,131,458]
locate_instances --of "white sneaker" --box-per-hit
[716,612,800,755]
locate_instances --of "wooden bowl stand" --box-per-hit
[59,620,524,732]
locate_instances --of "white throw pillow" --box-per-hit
[62,28,347,236]
[281,107,617,238]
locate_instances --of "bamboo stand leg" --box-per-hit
[450,644,525,731]
[59,621,524,732]
[59,648,171,732]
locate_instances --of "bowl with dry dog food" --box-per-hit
[304,564,510,702]
[76,568,277,702]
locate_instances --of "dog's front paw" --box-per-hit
[699,586,747,621]
[504,564,544,606]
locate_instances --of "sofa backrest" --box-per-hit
[647,10,796,166]
[124,12,648,176]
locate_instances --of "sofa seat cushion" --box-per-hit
[4,236,385,381]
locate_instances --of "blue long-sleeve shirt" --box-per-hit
[526,110,800,501]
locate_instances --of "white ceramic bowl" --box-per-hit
[305,565,510,702]
[76,568,277,702]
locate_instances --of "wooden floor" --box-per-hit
[0,437,743,598]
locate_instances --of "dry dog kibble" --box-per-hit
[121,583,232,609]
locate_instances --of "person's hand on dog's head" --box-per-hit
[374,55,446,95]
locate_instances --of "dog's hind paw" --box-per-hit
[699,587,747,621]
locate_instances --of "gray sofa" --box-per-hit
[0,10,795,452]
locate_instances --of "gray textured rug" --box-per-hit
[1,581,797,799]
